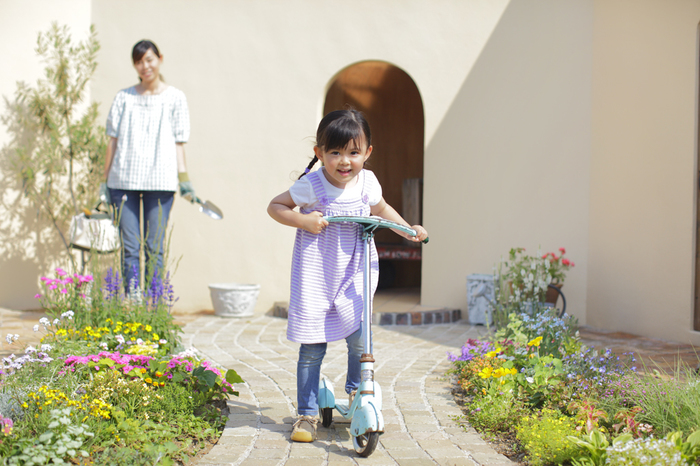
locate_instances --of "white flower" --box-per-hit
[25,346,36,354]
[33,325,39,332]
[136,338,144,345]
[61,310,74,319]
[5,334,13,344]
[159,339,167,345]
[115,335,125,344]
[39,317,50,326]
[526,377,534,384]
[52,319,59,325]
[99,342,108,350]
[41,344,52,352]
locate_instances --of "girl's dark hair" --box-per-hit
[132,40,160,63]
[298,108,371,179]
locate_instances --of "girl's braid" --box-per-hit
[298,155,318,179]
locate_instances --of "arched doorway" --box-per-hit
[324,61,425,289]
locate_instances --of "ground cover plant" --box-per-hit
[0,266,243,465]
[450,248,700,465]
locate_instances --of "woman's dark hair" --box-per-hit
[298,108,371,179]
[132,40,160,63]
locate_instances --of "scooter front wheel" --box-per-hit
[353,431,379,457]
[321,407,333,428]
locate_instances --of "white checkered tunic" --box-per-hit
[106,86,190,191]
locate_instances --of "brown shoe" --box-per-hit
[291,415,318,442]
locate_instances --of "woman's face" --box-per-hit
[133,48,162,84]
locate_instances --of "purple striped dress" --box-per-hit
[287,170,379,344]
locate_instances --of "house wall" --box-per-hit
[88,0,514,315]
[4,0,700,345]
[589,0,700,343]
[0,0,92,309]
[422,1,594,324]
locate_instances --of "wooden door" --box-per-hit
[324,61,424,288]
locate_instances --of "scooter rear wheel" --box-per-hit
[321,407,333,428]
[353,431,379,457]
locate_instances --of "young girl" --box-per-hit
[102,40,197,293]
[267,109,428,442]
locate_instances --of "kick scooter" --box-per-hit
[318,216,428,457]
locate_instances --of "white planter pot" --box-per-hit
[209,283,260,317]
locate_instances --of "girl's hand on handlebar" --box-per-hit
[409,225,428,242]
[302,211,329,234]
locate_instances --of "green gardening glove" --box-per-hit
[178,173,196,203]
[99,183,109,203]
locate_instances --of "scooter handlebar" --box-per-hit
[324,216,429,244]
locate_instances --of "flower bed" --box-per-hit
[0,267,243,464]
[449,304,700,465]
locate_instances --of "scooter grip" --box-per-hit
[422,237,429,244]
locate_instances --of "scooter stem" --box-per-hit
[362,230,373,357]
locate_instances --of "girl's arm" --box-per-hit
[268,191,329,234]
[371,197,428,242]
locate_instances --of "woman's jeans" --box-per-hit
[109,189,174,293]
[297,327,369,416]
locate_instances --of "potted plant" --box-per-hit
[492,247,574,327]
[541,247,575,303]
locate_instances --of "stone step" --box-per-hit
[269,301,461,326]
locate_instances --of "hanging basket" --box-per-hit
[209,283,260,317]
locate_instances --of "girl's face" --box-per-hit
[133,48,162,84]
[314,137,372,189]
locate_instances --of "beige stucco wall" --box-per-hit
[0,0,92,309]
[4,0,700,345]
[422,1,593,325]
[589,0,700,343]
[89,0,514,315]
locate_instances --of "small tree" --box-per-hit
[2,22,106,268]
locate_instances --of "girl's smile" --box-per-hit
[314,138,372,189]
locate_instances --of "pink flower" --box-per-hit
[559,247,566,254]
[562,258,571,266]
[49,284,57,290]
[56,268,66,277]
[541,254,548,259]
[60,288,67,294]
[34,294,42,299]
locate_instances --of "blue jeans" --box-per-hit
[109,189,174,293]
[297,327,370,416]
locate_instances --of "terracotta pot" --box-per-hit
[545,283,563,304]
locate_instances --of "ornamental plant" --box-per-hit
[490,247,575,329]
[1,22,107,267]
[516,409,581,466]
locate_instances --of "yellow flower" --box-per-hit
[478,366,493,378]
[527,336,543,347]
[485,347,502,358]
[145,378,153,384]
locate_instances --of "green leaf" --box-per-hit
[193,367,217,388]
[225,368,244,384]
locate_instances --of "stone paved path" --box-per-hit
[182,315,516,466]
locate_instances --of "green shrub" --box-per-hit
[516,408,581,466]
[463,392,528,434]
